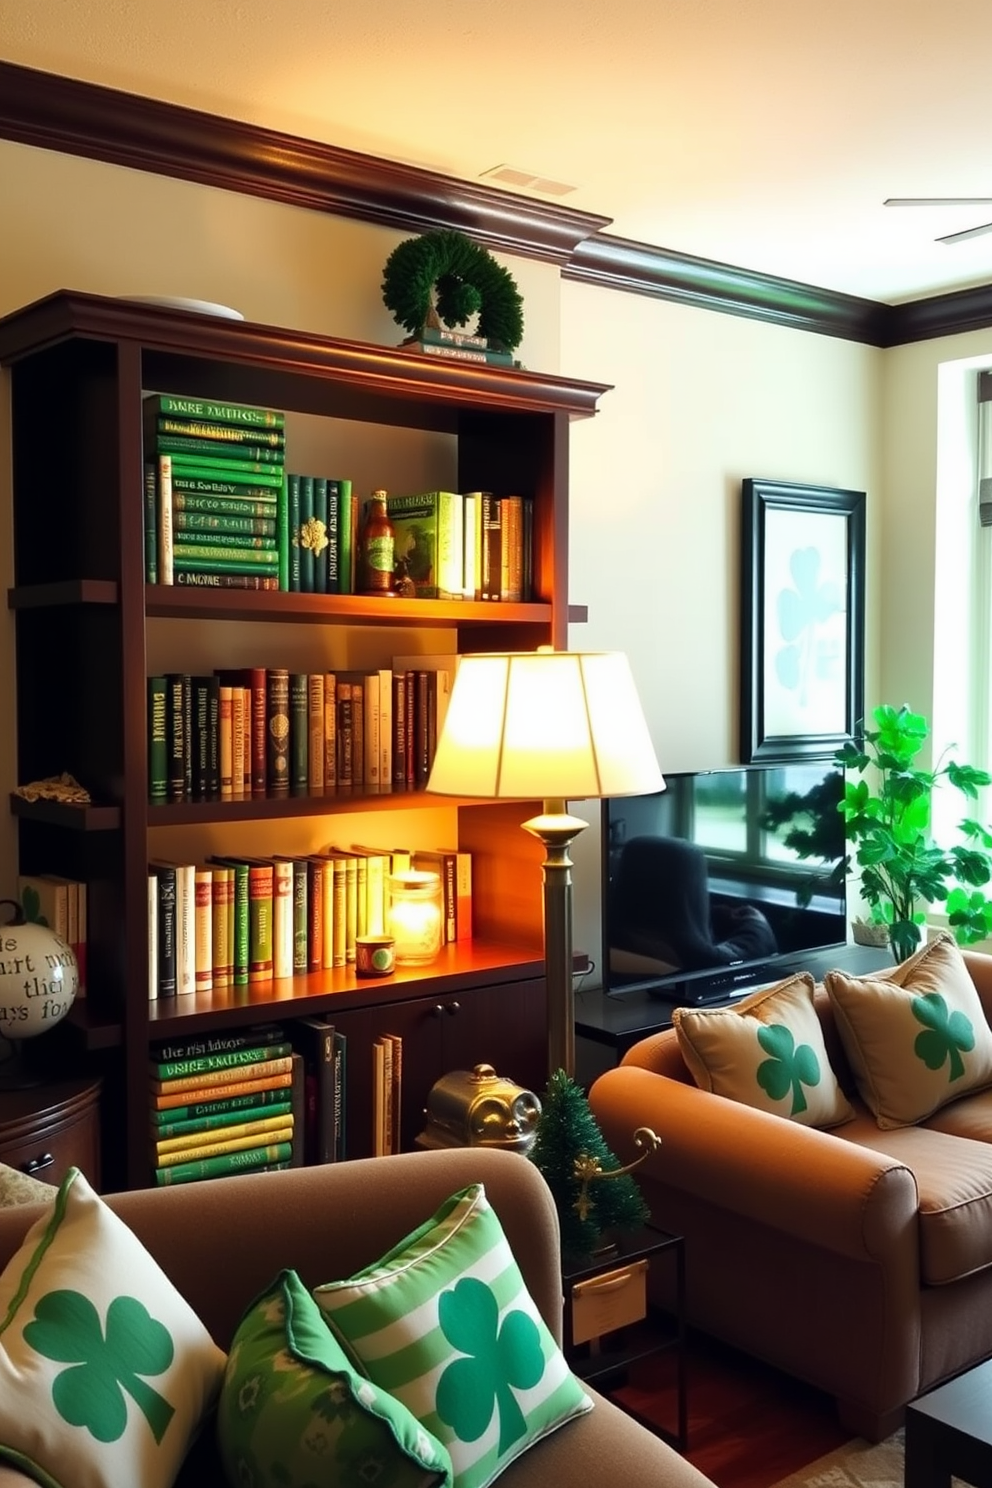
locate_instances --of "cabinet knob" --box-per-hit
[446,1001,460,1016]
[23,1153,55,1175]
[433,1004,445,1017]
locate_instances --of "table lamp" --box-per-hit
[426,648,664,1080]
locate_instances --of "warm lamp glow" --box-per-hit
[427,650,664,801]
[427,649,663,1081]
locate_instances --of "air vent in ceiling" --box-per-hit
[479,165,577,197]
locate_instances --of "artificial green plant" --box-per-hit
[835,703,992,962]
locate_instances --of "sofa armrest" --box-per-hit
[588,1065,919,1262]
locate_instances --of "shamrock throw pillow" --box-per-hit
[0,1166,226,1488]
[672,971,855,1127]
[824,932,992,1128]
[313,1183,592,1488]
[217,1267,451,1488]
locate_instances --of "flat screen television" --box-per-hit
[601,760,848,1005]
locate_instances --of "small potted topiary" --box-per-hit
[835,703,992,962]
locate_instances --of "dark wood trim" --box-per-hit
[0,60,610,266]
[563,234,892,345]
[4,60,992,347]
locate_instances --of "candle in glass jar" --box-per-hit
[388,870,443,964]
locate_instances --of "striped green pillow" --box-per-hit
[313,1184,592,1488]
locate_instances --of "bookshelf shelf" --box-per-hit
[1,288,607,1187]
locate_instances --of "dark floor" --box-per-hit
[609,1330,852,1488]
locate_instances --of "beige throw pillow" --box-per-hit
[672,972,854,1128]
[824,933,992,1128]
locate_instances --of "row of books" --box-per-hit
[399,322,522,369]
[140,390,534,602]
[149,1015,399,1182]
[150,1028,302,1186]
[147,655,453,805]
[144,393,287,589]
[17,873,88,995]
[147,844,471,1000]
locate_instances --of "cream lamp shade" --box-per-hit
[426,649,664,802]
[426,648,663,1082]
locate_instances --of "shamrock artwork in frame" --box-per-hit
[740,477,866,763]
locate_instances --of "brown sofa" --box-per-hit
[0,1144,716,1488]
[588,948,992,1443]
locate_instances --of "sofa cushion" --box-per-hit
[313,1182,592,1488]
[836,1110,992,1284]
[0,1166,226,1488]
[824,934,992,1129]
[217,1267,451,1488]
[671,972,855,1127]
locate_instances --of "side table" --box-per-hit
[905,1357,992,1488]
[0,1075,102,1191]
[561,1224,687,1451]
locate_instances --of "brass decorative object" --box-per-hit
[573,1126,662,1222]
[417,1062,542,1153]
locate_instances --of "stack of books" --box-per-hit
[149,1026,302,1185]
[285,473,356,594]
[17,872,88,996]
[143,393,288,590]
[399,324,521,368]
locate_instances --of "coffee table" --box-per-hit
[906,1358,992,1488]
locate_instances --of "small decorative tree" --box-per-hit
[528,1069,651,1260]
[836,703,992,962]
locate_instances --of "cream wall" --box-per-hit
[0,134,903,990]
[561,280,882,967]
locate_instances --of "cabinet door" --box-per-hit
[440,978,547,1103]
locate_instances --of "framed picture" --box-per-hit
[740,477,865,763]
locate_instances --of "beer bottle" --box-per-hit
[361,489,395,594]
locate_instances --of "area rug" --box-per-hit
[768,1431,906,1488]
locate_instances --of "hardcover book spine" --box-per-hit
[152,1022,286,1063]
[272,859,294,979]
[155,433,284,461]
[211,866,233,988]
[147,395,286,429]
[287,472,302,593]
[144,461,158,583]
[153,1039,293,1082]
[250,667,268,798]
[171,476,279,502]
[337,680,354,790]
[266,667,291,799]
[166,453,284,485]
[218,685,233,801]
[173,511,277,537]
[291,859,308,974]
[323,672,338,792]
[150,1052,294,1096]
[308,672,325,795]
[306,858,323,973]
[158,453,174,585]
[151,862,177,998]
[277,474,290,593]
[312,476,328,594]
[193,865,213,992]
[290,672,308,797]
[153,1115,293,1162]
[150,1069,293,1111]
[299,474,315,594]
[147,675,168,804]
[337,478,354,595]
[153,1142,293,1186]
[174,571,279,589]
[325,479,341,592]
[248,862,274,983]
[153,1097,292,1137]
[155,416,285,450]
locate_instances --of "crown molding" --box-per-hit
[2,59,990,346]
[0,60,610,265]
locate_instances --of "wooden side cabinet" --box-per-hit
[562,1225,687,1451]
[0,1076,101,1191]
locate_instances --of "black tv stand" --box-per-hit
[575,941,892,1071]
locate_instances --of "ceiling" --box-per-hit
[4,0,992,306]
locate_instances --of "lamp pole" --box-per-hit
[522,799,589,1082]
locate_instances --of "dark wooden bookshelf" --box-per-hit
[1,288,607,1188]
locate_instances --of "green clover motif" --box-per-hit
[912,991,975,1082]
[20,884,49,926]
[435,1277,544,1455]
[774,546,842,703]
[23,1288,176,1444]
[756,1023,821,1115]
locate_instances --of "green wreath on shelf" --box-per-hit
[381,229,524,352]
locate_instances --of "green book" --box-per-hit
[153,1099,293,1141]
[173,530,277,550]
[326,478,342,592]
[152,1040,292,1081]
[299,474,315,594]
[173,511,277,538]
[337,477,355,595]
[172,545,280,568]
[172,556,280,576]
[313,476,328,595]
[173,490,278,518]
[146,394,286,430]
[144,461,158,583]
[149,1083,294,1126]
[153,1141,293,1185]
[155,433,284,463]
[147,675,167,804]
[292,859,308,974]
[167,453,284,486]
[287,473,302,592]
[277,474,290,593]
[156,416,285,450]
[388,490,464,599]
[171,475,279,501]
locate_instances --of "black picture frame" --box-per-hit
[740,477,865,763]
